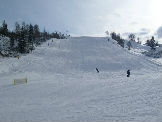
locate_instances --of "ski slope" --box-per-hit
[0,37,161,122]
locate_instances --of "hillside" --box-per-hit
[0,37,161,122]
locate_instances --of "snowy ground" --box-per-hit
[0,37,162,122]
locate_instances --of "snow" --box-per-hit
[0,36,10,54]
[124,40,162,64]
[0,37,162,122]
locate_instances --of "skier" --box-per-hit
[96,68,99,73]
[127,70,130,77]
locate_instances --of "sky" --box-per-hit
[0,0,162,43]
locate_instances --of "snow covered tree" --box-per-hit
[128,33,135,41]
[0,36,10,53]
[145,36,156,50]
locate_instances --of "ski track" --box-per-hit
[0,37,161,122]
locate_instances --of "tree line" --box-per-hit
[145,36,158,50]
[106,31,159,50]
[0,20,68,56]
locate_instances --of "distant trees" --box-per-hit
[137,37,141,44]
[18,22,27,53]
[145,36,157,50]
[106,29,160,58]
[33,24,40,45]
[110,32,125,48]
[0,20,67,57]
[105,31,109,36]
[128,33,135,41]
[126,33,136,50]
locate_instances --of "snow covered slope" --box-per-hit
[0,37,161,122]
[125,40,162,64]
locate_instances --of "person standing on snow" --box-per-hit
[127,70,130,77]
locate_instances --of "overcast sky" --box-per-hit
[0,0,162,42]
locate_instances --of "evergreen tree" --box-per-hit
[110,32,124,48]
[149,36,156,50]
[146,39,150,46]
[33,24,40,45]
[128,33,135,41]
[10,31,15,50]
[14,22,21,40]
[145,36,156,50]
[28,24,34,50]
[110,32,117,40]
[18,25,27,53]
[22,22,29,41]
[0,20,66,55]
[0,20,8,36]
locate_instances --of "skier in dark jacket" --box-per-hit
[127,70,130,77]
[96,68,99,73]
